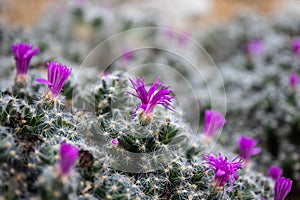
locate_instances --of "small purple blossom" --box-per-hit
[244,39,264,55]
[36,61,72,99]
[121,49,133,65]
[178,32,190,46]
[111,138,119,147]
[12,43,39,82]
[100,72,109,80]
[59,142,79,176]
[237,135,261,163]
[164,27,175,40]
[289,73,299,90]
[204,110,226,138]
[128,77,175,118]
[274,177,292,200]
[268,165,283,180]
[204,153,243,191]
[291,38,300,55]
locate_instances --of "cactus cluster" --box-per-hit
[201,12,300,197]
[0,1,298,200]
[0,44,276,199]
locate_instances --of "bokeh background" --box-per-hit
[1,0,298,29]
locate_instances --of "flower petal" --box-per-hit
[36,78,53,85]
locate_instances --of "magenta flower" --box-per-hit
[12,43,39,82]
[244,39,264,55]
[36,61,72,99]
[178,32,190,46]
[101,72,109,79]
[59,142,79,176]
[111,138,119,147]
[128,77,175,119]
[268,165,283,180]
[291,38,300,55]
[204,110,226,138]
[274,177,292,200]
[204,153,243,191]
[237,135,261,163]
[121,49,133,65]
[164,27,174,40]
[289,73,298,90]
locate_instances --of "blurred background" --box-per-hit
[1,0,299,29]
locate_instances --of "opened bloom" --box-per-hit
[268,165,283,180]
[128,77,175,119]
[291,38,300,55]
[204,110,226,138]
[244,39,264,55]
[274,177,292,200]
[289,73,298,90]
[12,43,39,82]
[59,142,79,175]
[36,61,72,99]
[237,135,261,163]
[204,153,243,191]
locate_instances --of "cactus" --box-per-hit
[201,12,300,198]
[0,57,276,199]
[0,1,298,199]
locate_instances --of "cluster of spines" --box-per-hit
[0,36,282,200]
[200,12,300,193]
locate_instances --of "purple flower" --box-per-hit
[244,39,264,55]
[164,27,175,40]
[289,73,298,90]
[121,49,133,65]
[111,138,119,147]
[101,72,109,79]
[204,153,243,191]
[178,32,190,46]
[128,77,175,119]
[36,61,72,99]
[204,110,226,138]
[268,165,283,180]
[12,43,39,82]
[274,177,292,200]
[237,135,261,163]
[291,38,300,55]
[59,142,79,176]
